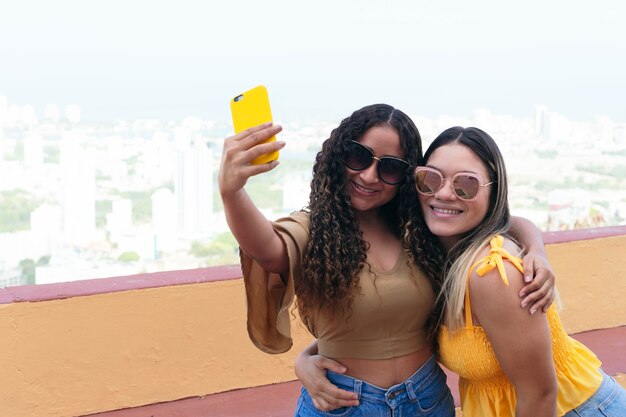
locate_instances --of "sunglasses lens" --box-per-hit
[415,169,442,194]
[453,175,480,200]
[379,159,408,185]
[344,142,373,171]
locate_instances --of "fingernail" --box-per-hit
[524,275,532,283]
[519,291,526,298]
[530,308,536,315]
[521,301,527,308]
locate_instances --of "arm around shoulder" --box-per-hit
[510,216,544,255]
[510,216,556,312]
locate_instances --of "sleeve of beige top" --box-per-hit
[240,211,310,354]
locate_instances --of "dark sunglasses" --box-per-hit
[414,167,494,201]
[342,140,409,185]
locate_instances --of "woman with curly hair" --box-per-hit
[218,104,554,416]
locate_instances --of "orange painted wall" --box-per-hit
[545,234,626,333]
[0,281,315,417]
[0,233,625,417]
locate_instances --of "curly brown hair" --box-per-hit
[296,104,445,337]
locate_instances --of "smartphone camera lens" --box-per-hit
[234,94,244,102]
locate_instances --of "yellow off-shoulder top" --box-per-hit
[438,235,603,417]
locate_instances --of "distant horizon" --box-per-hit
[1,1,625,124]
[1,92,624,127]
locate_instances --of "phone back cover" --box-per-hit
[230,85,278,164]
[231,85,273,133]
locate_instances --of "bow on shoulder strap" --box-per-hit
[473,235,524,286]
[464,236,526,327]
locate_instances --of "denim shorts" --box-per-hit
[294,355,455,417]
[563,369,626,417]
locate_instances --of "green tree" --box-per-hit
[535,149,557,159]
[43,145,60,163]
[96,200,113,228]
[118,251,140,262]
[189,233,239,266]
[0,189,40,233]
[107,182,173,225]
[4,141,24,161]
[120,191,151,224]
[19,259,36,285]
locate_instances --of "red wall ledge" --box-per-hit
[1,225,625,305]
[542,225,626,244]
[0,264,243,305]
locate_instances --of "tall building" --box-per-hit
[594,116,614,144]
[615,124,626,146]
[24,134,44,166]
[60,132,96,245]
[534,105,550,138]
[106,198,132,243]
[0,94,7,122]
[30,204,62,257]
[0,95,7,158]
[175,137,213,236]
[103,135,129,184]
[43,103,61,123]
[143,130,175,186]
[152,187,177,252]
[282,174,310,212]
[65,104,81,124]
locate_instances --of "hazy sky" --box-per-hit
[1,0,624,123]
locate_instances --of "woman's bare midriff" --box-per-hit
[335,344,434,389]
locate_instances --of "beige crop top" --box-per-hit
[240,211,436,360]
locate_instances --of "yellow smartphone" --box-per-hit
[230,85,279,165]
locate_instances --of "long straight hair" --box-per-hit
[424,127,512,331]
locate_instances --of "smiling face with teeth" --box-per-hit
[345,125,405,216]
[418,143,492,251]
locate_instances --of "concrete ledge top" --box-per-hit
[3,225,626,305]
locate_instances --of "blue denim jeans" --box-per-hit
[294,355,455,417]
[563,370,626,416]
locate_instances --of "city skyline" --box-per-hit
[1,100,624,288]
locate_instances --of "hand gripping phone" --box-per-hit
[230,85,279,165]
